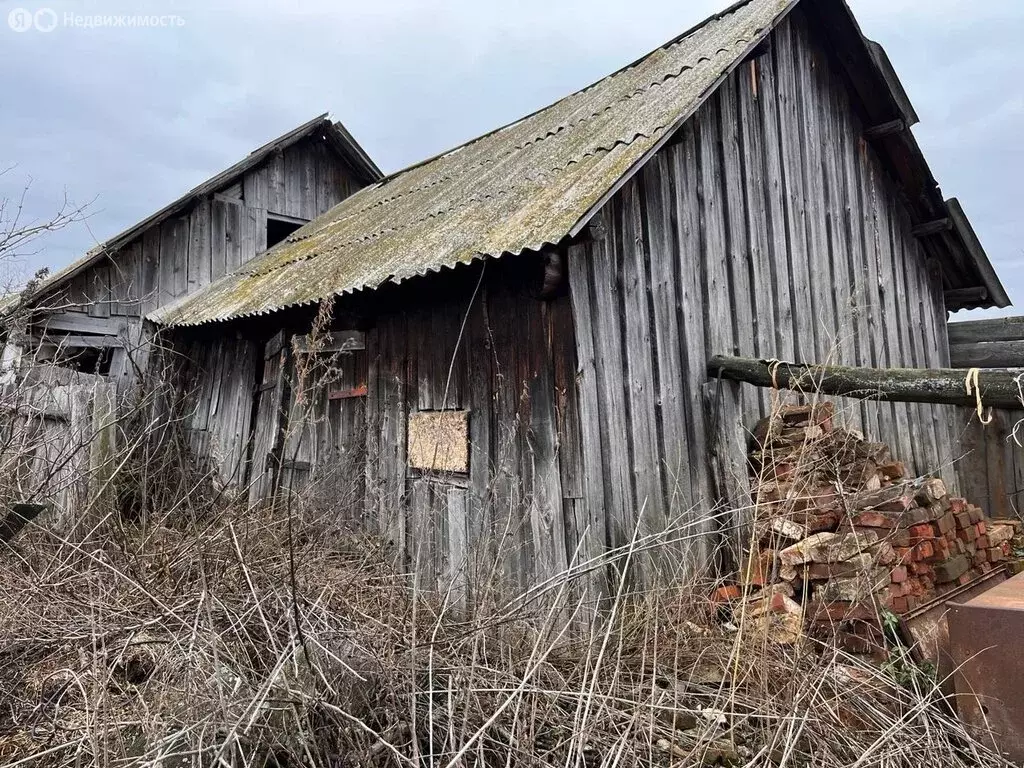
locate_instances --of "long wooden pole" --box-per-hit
[706,355,1024,410]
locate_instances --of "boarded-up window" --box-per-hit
[408,411,469,473]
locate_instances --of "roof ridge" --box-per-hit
[368,0,762,190]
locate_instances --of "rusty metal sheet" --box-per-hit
[150,0,795,327]
[901,568,1007,699]
[948,569,1024,762]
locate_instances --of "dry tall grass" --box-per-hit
[0,480,1013,768]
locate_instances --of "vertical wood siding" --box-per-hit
[568,7,958,567]
[53,136,362,326]
[360,262,585,598]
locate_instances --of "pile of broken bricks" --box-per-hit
[713,402,1019,656]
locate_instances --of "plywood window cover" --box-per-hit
[408,410,469,474]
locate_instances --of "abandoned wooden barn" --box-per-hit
[9,113,381,387]
[21,0,1011,589]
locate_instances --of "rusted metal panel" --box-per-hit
[948,570,1024,762]
[901,568,1007,699]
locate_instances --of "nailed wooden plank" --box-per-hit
[642,153,693,518]
[526,346,568,586]
[753,48,795,362]
[242,164,269,210]
[670,125,714,515]
[949,318,1024,347]
[87,264,111,318]
[187,197,212,292]
[566,239,610,592]
[773,17,814,361]
[223,199,243,274]
[210,198,228,281]
[950,341,1024,370]
[249,331,288,504]
[619,178,666,562]
[39,312,124,335]
[696,98,732,360]
[738,59,780,388]
[292,330,366,353]
[835,71,878,438]
[863,119,906,139]
[795,20,836,363]
[42,334,123,349]
[911,218,952,238]
[717,74,760,423]
[140,227,161,315]
[588,198,636,555]
[446,485,469,609]
[266,150,286,215]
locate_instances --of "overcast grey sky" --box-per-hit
[1,0,1021,319]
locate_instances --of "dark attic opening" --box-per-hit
[266,214,307,249]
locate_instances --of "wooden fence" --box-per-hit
[949,317,1024,519]
[0,365,117,535]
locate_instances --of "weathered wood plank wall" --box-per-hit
[567,6,958,565]
[49,136,360,325]
[360,261,584,599]
[947,318,1024,520]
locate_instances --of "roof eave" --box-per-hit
[946,197,1011,310]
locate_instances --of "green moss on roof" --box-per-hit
[152,0,793,327]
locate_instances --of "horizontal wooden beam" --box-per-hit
[945,287,989,308]
[949,341,1024,370]
[949,317,1024,346]
[864,118,906,139]
[292,330,365,354]
[707,355,1024,410]
[38,333,124,349]
[911,218,953,238]
[37,312,125,335]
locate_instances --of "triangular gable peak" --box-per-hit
[33,114,382,317]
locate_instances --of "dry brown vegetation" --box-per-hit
[0,418,1014,767]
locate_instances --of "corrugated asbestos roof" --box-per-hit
[151,0,795,326]
[37,114,383,300]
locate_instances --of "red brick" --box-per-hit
[889,582,911,599]
[905,595,920,611]
[976,534,990,549]
[894,546,913,564]
[980,562,994,574]
[890,565,908,583]
[955,512,972,530]
[712,585,742,604]
[891,596,910,613]
[989,547,1004,563]
[936,512,956,535]
[976,521,988,536]
[957,573,975,587]
[851,511,899,529]
[877,461,906,479]
[968,506,984,524]
[948,498,968,515]
[973,549,988,566]
[909,524,937,544]
[914,541,934,561]
[958,526,979,543]
[807,601,878,623]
